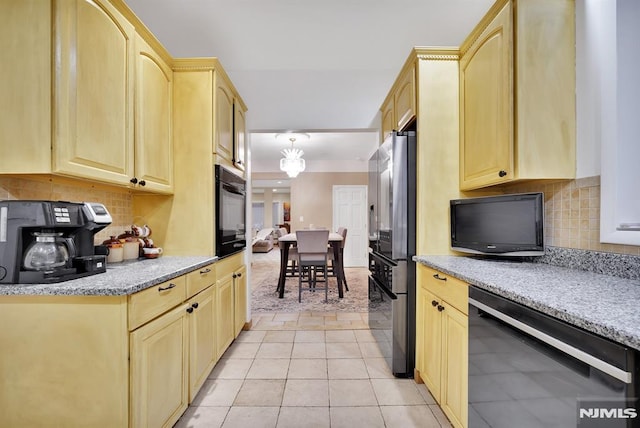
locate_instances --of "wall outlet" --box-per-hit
[299,216,304,222]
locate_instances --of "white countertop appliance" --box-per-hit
[0,200,112,283]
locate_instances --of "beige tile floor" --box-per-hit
[174,312,453,428]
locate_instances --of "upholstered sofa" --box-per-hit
[251,228,274,253]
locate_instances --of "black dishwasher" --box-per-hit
[468,286,639,428]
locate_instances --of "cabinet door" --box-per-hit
[380,97,394,142]
[216,272,235,359]
[53,0,135,185]
[441,303,468,428]
[233,103,246,171]
[134,33,173,193]
[420,289,443,401]
[459,1,513,190]
[233,265,247,337]
[130,303,189,428]
[394,65,416,131]
[0,0,51,174]
[214,75,234,162]
[188,286,216,402]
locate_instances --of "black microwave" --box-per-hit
[215,165,246,258]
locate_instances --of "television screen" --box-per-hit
[450,193,544,256]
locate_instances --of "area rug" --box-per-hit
[250,251,385,313]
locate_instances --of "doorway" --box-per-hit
[332,185,368,267]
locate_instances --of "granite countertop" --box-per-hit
[414,255,640,351]
[0,256,217,297]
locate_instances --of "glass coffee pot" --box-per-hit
[23,232,74,271]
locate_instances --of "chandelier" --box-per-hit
[277,133,308,178]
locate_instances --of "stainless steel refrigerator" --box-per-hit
[367,130,416,378]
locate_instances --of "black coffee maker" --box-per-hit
[0,200,112,284]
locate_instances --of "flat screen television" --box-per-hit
[450,192,544,256]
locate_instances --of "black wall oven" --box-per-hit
[215,165,246,258]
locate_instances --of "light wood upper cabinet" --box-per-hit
[459,2,512,189]
[379,59,417,142]
[394,65,416,131]
[0,0,51,174]
[459,0,575,190]
[215,75,235,163]
[234,102,247,171]
[380,96,394,142]
[0,0,174,194]
[53,0,135,185]
[134,32,174,193]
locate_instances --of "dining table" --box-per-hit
[276,232,345,299]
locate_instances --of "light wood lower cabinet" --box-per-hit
[234,264,247,337]
[215,252,247,358]
[0,261,233,428]
[130,302,190,428]
[216,271,235,359]
[416,265,468,428]
[187,286,217,401]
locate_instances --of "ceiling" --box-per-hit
[125,0,494,173]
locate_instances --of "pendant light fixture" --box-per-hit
[277,133,309,178]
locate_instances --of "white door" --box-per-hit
[332,185,368,267]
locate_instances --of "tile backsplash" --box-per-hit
[3,174,638,257]
[0,176,134,244]
[504,176,640,256]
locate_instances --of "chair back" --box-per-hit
[296,230,330,263]
[337,227,347,248]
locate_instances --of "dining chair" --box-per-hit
[296,229,330,302]
[275,227,298,278]
[327,227,349,291]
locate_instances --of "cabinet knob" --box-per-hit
[186,307,194,314]
[130,177,138,184]
[437,305,445,312]
[237,272,242,278]
[233,273,237,278]
[433,274,447,281]
[431,300,438,307]
[200,268,211,274]
[498,170,507,177]
[139,180,146,187]
[192,302,199,309]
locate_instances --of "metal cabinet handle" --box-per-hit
[433,274,447,281]
[139,180,146,187]
[232,273,237,278]
[498,170,507,177]
[200,268,211,274]
[437,305,445,312]
[192,302,199,309]
[186,307,194,314]
[130,177,138,184]
[158,283,176,292]
[237,272,242,278]
[431,300,439,307]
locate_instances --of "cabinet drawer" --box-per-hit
[186,264,216,298]
[129,276,186,330]
[419,266,468,315]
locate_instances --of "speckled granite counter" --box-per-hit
[0,256,216,296]
[414,255,640,351]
